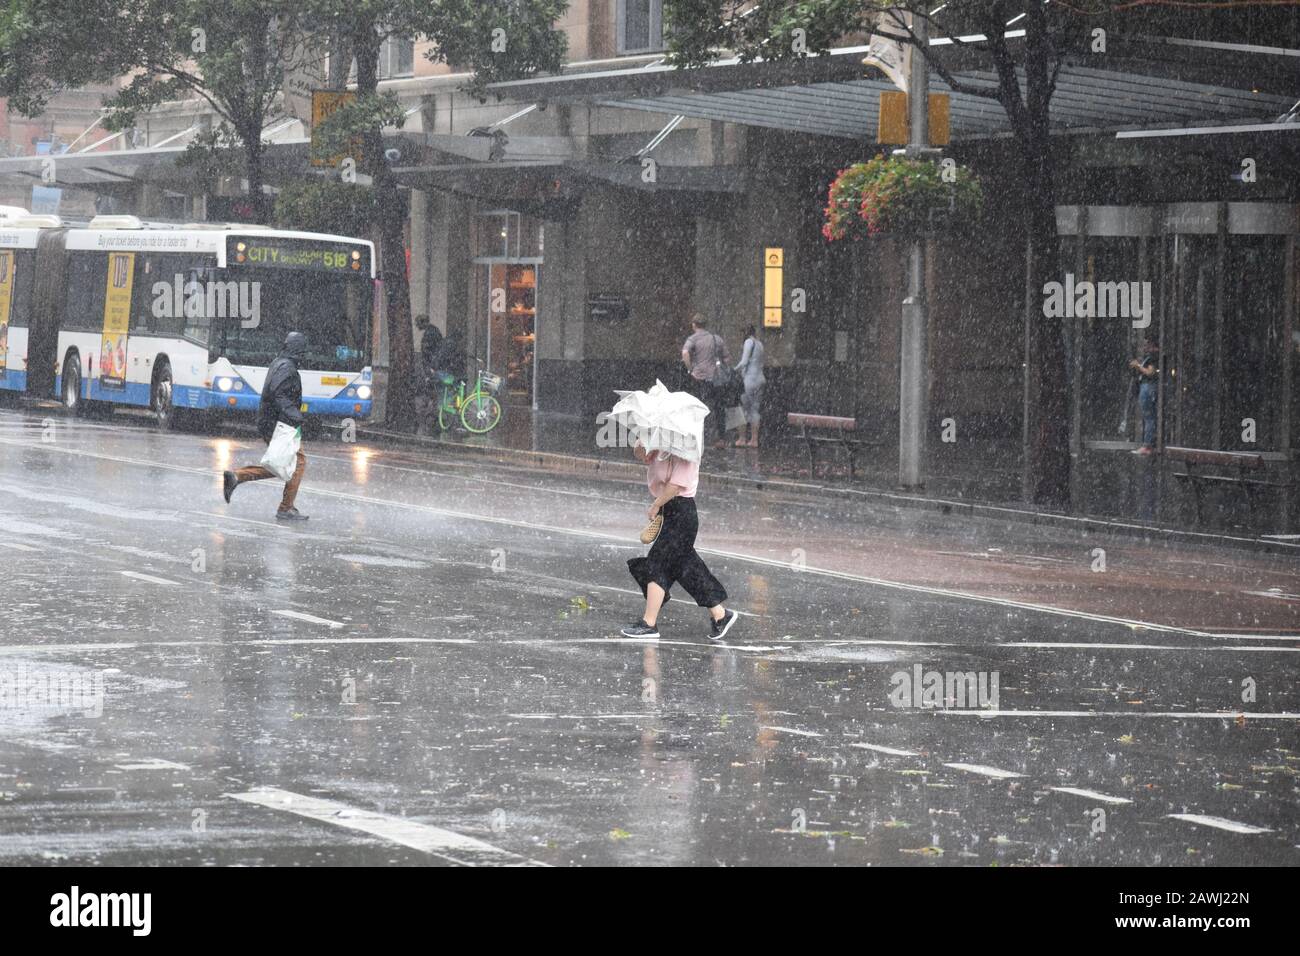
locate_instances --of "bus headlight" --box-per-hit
[356,385,372,400]
[216,377,233,392]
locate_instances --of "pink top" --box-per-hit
[647,452,699,499]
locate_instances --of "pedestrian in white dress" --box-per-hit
[733,326,766,448]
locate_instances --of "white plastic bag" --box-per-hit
[724,406,746,432]
[260,422,301,482]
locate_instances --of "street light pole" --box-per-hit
[899,13,929,489]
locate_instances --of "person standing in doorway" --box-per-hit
[621,441,738,641]
[1129,334,1160,456]
[416,314,443,383]
[415,314,443,429]
[733,325,766,448]
[682,314,730,450]
[222,331,309,520]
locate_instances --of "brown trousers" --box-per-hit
[234,445,306,512]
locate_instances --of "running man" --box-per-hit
[222,331,310,520]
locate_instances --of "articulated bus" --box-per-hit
[0,211,375,428]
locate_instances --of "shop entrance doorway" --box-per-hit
[471,211,542,410]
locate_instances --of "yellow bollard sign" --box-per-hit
[763,248,783,328]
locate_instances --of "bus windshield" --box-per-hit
[216,268,371,372]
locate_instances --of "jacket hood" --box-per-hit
[281,332,309,361]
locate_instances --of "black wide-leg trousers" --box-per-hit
[628,496,727,608]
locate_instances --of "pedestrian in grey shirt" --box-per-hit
[734,325,766,447]
[682,313,731,449]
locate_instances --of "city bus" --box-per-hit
[0,212,375,428]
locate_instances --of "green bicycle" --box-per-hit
[437,367,503,434]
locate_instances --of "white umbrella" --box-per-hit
[609,379,708,462]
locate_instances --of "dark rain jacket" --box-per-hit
[257,334,307,442]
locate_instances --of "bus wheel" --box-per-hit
[153,362,177,430]
[62,354,83,416]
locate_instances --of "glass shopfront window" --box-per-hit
[1067,204,1296,455]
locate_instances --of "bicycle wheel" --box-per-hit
[437,401,457,431]
[460,392,501,433]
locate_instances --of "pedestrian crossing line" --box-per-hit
[271,609,345,629]
[851,742,920,757]
[119,570,182,587]
[226,787,548,867]
[762,726,824,738]
[1049,787,1133,805]
[944,762,1025,779]
[1166,814,1273,834]
[115,758,190,771]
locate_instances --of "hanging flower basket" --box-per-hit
[822,156,983,242]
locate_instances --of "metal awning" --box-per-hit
[600,65,1293,142]
[489,37,1298,144]
[0,135,313,189]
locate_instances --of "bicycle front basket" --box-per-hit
[480,371,503,395]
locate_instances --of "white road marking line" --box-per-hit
[762,726,824,738]
[226,787,546,866]
[1184,632,1300,640]
[250,637,471,645]
[0,434,1254,641]
[851,743,919,757]
[1167,814,1273,834]
[114,758,190,771]
[119,570,182,586]
[1243,590,1300,602]
[271,609,345,629]
[584,582,761,618]
[1050,786,1133,805]
[0,541,39,551]
[1004,641,1300,653]
[937,709,1300,720]
[944,762,1024,779]
[507,713,654,720]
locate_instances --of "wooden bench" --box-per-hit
[1164,446,1289,523]
[787,413,879,478]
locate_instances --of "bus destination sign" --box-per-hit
[227,237,370,275]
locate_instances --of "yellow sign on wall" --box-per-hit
[0,251,13,372]
[877,92,951,146]
[100,252,134,390]
[763,247,783,328]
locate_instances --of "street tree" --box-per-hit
[305,0,568,427]
[0,0,317,224]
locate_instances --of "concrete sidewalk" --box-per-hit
[356,411,1299,556]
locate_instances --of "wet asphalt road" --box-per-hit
[0,406,1297,866]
